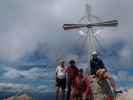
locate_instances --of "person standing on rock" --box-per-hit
[55,60,66,100]
[66,60,79,100]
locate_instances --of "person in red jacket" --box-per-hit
[70,69,93,100]
[66,60,79,100]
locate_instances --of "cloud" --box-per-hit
[0,0,132,68]
[2,67,48,80]
[118,46,133,67]
[92,0,133,68]
[113,70,133,82]
[0,0,84,64]
[0,83,47,93]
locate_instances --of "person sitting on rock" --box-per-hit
[90,51,116,92]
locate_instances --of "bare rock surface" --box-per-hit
[4,94,32,100]
[90,76,108,100]
[116,89,133,100]
[90,76,133,100]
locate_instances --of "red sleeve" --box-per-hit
[86,76,91,86]
[84,76,92,96]
[74,77,77,88]
[75,66,79,72]
[65,68,67,73]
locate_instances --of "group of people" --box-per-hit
[55,51,116,100]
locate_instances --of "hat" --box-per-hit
[91,51,97,56]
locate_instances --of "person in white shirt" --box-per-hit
[55,60,66,100]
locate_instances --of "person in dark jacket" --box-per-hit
[90,51,116,92]
[90,51,106,75]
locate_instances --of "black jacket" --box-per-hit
[90,58,106,75]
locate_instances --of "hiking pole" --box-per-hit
[63,20,118,30]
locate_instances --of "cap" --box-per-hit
[91,51,97,56]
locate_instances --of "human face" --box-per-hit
[93,55,97,60]
[60,61,64,66]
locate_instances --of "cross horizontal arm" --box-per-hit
[63,20,118,30]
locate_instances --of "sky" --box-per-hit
[0,0,133,93]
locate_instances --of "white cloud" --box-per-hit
[0,83,47,93]
[0,0,84,64]
[115,70,133,82]
[2,67,48,80]
[118,46,133,67]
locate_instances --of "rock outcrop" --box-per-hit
[4,94,32,100]
[90,76,133,100]
[90,76,110,100]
